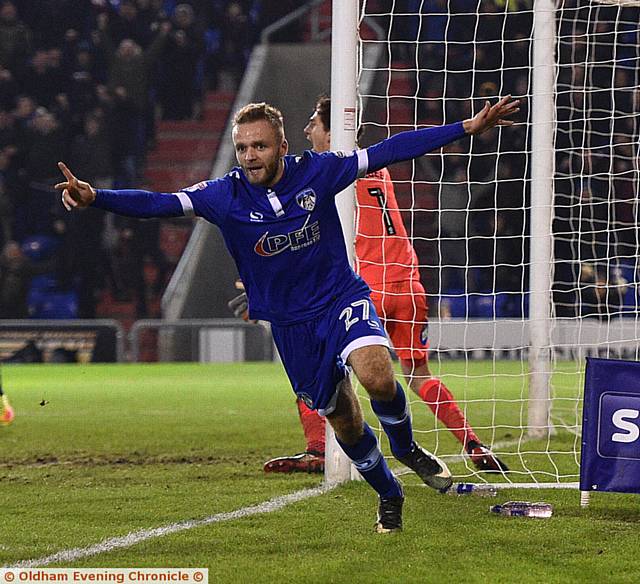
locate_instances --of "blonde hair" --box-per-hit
[233,102,285,142]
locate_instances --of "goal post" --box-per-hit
[328,0,640,488]
[325,0,359,485]
[528,0,556,439]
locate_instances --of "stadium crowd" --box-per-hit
[0,0,304,320]
[0,0,636,323]
[371,0,639,318]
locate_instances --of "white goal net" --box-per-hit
[350,0,640,487]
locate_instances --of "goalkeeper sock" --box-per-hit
[296,398,326,454]
[336,422,402,499]
[370,382,413,458]
[418,378,480,447]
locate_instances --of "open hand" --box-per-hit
[463,95,520,135]
[55,161,96,210]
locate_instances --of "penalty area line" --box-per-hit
[7,484,335,568]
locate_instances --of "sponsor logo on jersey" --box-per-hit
[254,218,320,256]
[295,188,316,211]
[183,181,208,192]
[249,211,264,222]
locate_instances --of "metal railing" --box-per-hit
[128,318,273,363]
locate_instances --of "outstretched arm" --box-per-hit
[364,96,520,174]
[56,161,185,218]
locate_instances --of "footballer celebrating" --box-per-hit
[262,96,508,476]
[57,96,518,533]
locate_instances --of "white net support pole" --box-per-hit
[324,0,359,485]
[528,0,556,440]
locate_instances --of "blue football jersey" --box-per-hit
[177,149,370,324]
[91,122,468,324]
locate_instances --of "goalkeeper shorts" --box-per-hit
[271,291,389,416]
[369,279,429,362]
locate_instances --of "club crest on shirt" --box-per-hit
[296,188,316,212]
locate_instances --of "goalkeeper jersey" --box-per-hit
[355,168,420,288]
[92,121,466,325]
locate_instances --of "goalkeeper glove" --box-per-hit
[228,291,249,321]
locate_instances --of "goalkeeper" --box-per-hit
[57,96,518,533]
[233,96,507,475]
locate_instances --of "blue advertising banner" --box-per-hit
[580,357,640,493]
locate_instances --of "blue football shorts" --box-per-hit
[271,292,390,416]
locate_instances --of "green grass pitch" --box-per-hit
[1,363,639,583]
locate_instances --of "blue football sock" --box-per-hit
[370,381,414,458]
[336,422,402,499]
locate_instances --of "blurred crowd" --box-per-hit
[0,0,637,323]
[366,0,639,318]
[0,0,305,320]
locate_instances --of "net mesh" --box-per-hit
[355,0,640,485]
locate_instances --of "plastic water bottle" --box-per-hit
[490,501,553,518]
[445,482,498,497]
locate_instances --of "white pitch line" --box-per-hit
[7,484,335,568]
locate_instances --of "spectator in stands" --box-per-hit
[20,0,92,51]
[102,218,139,302]
[19,49,67,109]
[99,83,141,187]
[0,172,12,246]
[438,167,470,292]
[159,3,205,120]
[0,1,31,74]
[0,239,53,317]
[579,262,629,320]
[54,212,105,318]
[219,2,251,90]
[95,13,169,116]
[136,0,168,33]
[66,42,102,122]
[467,169,496,292]
[11,93,35,139]
[0,108,17,150]
[69,113,112,188]
[16,108,68,237]
[23,108,68,184]
[93,12,170,181]
[0,0,265,321]
[494,163,526,293]
[0,65,17,109]
[130,213,169,317]
[105,0,155,48]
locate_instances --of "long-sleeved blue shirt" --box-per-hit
[92,122,467,324]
